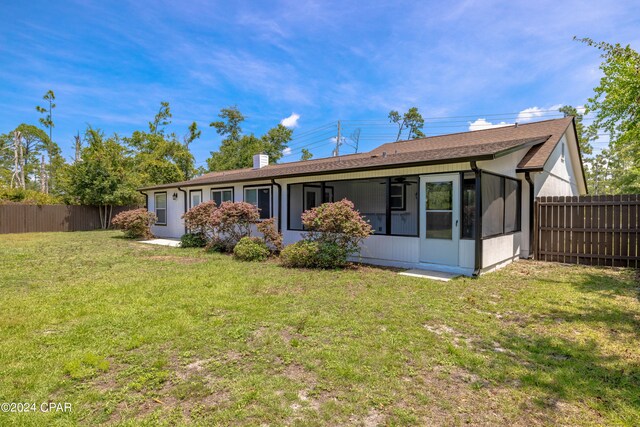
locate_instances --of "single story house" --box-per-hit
[139,117,587,275]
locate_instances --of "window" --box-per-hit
[461,175,476,239]
[190,190,202,208]
[154,193,167,225]
[390,183,406,210]
[425,181,453,239]
[245,187,271,219]
[211,188,233,206]
[481,172,521,238]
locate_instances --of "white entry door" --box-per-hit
[420,174,460,266]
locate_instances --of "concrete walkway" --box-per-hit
[399,269,459,282]
[138,238,181,248]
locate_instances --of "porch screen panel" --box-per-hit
[328,179,387,234]
[461,174,476,239]
[390,177,418,236]
[288,184,304,230]
[504,179,520,233]
[481,173,504,237]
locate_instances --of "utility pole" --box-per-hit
[333,120,342,157]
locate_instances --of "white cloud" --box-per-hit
[282,147,292,156]
[468,118,511,131]
[516,107,545,123]
[516,104,563,123]
[281,113,300,128]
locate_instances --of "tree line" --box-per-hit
[0,36,637,213]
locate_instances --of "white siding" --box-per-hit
[148,189,186,238]
[535,135,581,197]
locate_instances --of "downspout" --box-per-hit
[471,162,483,276]
[138,190,148,209]
[524,172,535,259]
[271,179,282,232]
[177,186,188,235]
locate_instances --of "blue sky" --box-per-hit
[1,0,639,166]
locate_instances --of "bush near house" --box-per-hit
[182,200,217,236]
[111,208,157,239]
[280,240,349,269]
[281,199,372,269]
[210,202,260,251]
[233,236,271,261]
[257,218,283,253]
[180,201,283,254]
[179,232,207,248]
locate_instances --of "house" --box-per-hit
[139,117,587,275]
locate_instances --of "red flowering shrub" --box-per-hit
[300,199,373,257]
[257,217,283,253]
[111,208,157,239]
[210,201,260,251]
[182,200,217,235]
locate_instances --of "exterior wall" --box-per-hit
[482,233,522,271]
[148,189,186,238]
[147,180,281,238]
[535,134,581,197]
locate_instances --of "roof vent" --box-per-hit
[514,122,519,127]
[253,154,269,169]
[382,151,387,158]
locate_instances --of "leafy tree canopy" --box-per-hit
[388,107,426,141]
[65,127,140,207]
[577,37,640,193]
[125,102,196,186]
[207,106,293,171]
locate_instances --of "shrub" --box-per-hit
[301,199,373,258]
[280,240,348,269]
[233,237,270,262]
[111,208,157,239]
[211,202,260,251]
[182,200,217,236]
[257,217,283,253]
[314,242,348,269]
[280,240,319,268]
[0,186,63,205]
[180,232,207,248]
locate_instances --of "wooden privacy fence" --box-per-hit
[0,205,136,234]
[535,195,639,268]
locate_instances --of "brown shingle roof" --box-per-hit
[140,117,574,191]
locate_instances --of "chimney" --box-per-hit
[253,153,269,169]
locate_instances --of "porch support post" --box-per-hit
[320,182,326,204]
[385,177,392,235]
[471,162,483,276]
[524,172,535,259]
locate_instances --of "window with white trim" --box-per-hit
[154,193,167,225]
[211,188,233,206]
[190,190,202,208]
[244,187,271,219]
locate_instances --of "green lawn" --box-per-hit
[0,231,638,426]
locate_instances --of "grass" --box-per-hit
[0,231,638,426]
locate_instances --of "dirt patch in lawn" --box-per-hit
[146,255,206,264]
